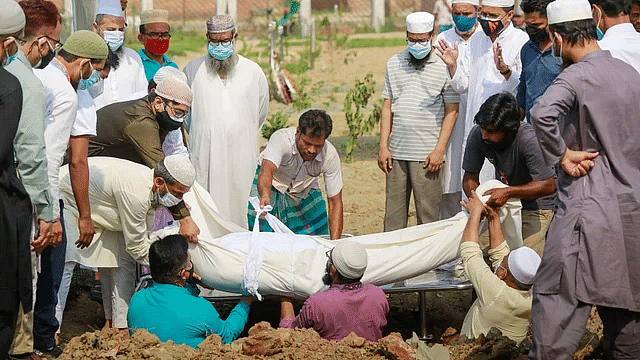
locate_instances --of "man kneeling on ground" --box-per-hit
[459,190,541,342]
[279,241,389,342]
[127,234,253,347]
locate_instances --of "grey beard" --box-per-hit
[206,52,239,76]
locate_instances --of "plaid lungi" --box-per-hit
[247,167,329,235]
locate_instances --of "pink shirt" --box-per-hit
[279,283,389,342]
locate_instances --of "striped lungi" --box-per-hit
[247,168,329,235]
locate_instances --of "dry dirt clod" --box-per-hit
[340,332,367,348]
[377,332,416,360]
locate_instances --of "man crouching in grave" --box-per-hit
[127,234,254,347]
[459,189,541,342]
[279,241,389,342]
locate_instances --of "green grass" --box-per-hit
[126,29,205,57]
[345,37,406,48]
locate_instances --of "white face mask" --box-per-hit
[158,183,181,207]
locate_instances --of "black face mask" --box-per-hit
[479,17,505,37]
[36,48,55,69]
[526,26,549,45]
[322,259,333,285]
[156,110,183,132]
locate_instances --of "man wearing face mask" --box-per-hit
[462,93,556,257]
[4,2,60,358]
[589,0,640,74]
[184,14,269,229]
[58,155,198,335]
[91,0,148,110]
[87,77,200,242]
[137,9,178,81]
[517,0,562,123]
[32,30,107,358]
[279,241,389,342]
[434,0,482,219]
[0,2,32,358]
[437,0,529,187]
[378,12,460,231]
[529,0,640,358]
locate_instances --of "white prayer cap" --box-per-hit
[482,0,515,7]
[140,9,169,25]
[162,155,195,187]
[406,12,434,33]
[508,247,541,286]
[155,77,193,107]
[547,0,593,25]
[331,241,368,280]
[0,0,25,35]
[96,0,123,17]
[452,0,480,6]
[153,67,188,86]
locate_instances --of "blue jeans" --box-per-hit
[33,200,66,352]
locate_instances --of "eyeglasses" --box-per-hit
[180,260,194,280]
[5,36,27,47]
[42,35,63,51]
[208,39,233,47]
[163,100,187,119]
[406,38,431,46]
[145,32,171,40]
[325,249,333,262]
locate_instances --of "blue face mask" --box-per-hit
[407,41,431,60]
[3,51,18,67]
[103,30,124,51]
[453,14,477,34]
[78,70,101,91]
[208,41,234,60]
[593,7,605,41]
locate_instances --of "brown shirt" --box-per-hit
[89,95,167,168]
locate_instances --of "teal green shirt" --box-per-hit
[6,51,54,222]
[137,49,179,82]
[127,282,250,348]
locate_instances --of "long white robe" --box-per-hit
[90,47,148,110]
[184,55,269,228]
[450,25,529,184]
[436,26,482,194]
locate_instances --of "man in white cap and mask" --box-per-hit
[32,30,108,357]
[58,155,197,335]
[378,12,460,231]
[434,0,482,218]
[0,1,35,358]
[437,0,529,186]
[279,241,389,342]
[529,0,640,358]
[589,0,640,74]
[184,14,269,229]
[459,190,541,342]
[137,9,179,81]
[91,0,147,110]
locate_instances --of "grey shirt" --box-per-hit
[530,50,640,311]
[462,123,555,210]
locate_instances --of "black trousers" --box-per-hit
[0,296,20,359]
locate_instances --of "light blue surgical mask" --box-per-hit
[407,41,431,60]
[103,30,124,51]
[3,52,18,67]
[159,184,182,207]
[77,70,101,90]
[593,7,605,41]
[453,14,477,34]
[208,41,234,60]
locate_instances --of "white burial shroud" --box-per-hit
[183,179,523,299]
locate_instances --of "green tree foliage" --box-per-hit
[344,72,382,162]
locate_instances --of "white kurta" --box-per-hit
[436,25,481,194]
[598,23,640,75]
[91,47,148,110]
[450,25,529,184]
[184,55,269,228]
[59,157,156,268]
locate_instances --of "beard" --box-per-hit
[408,52,430,69]
[322,260,333,286]
[206,52,239,76]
